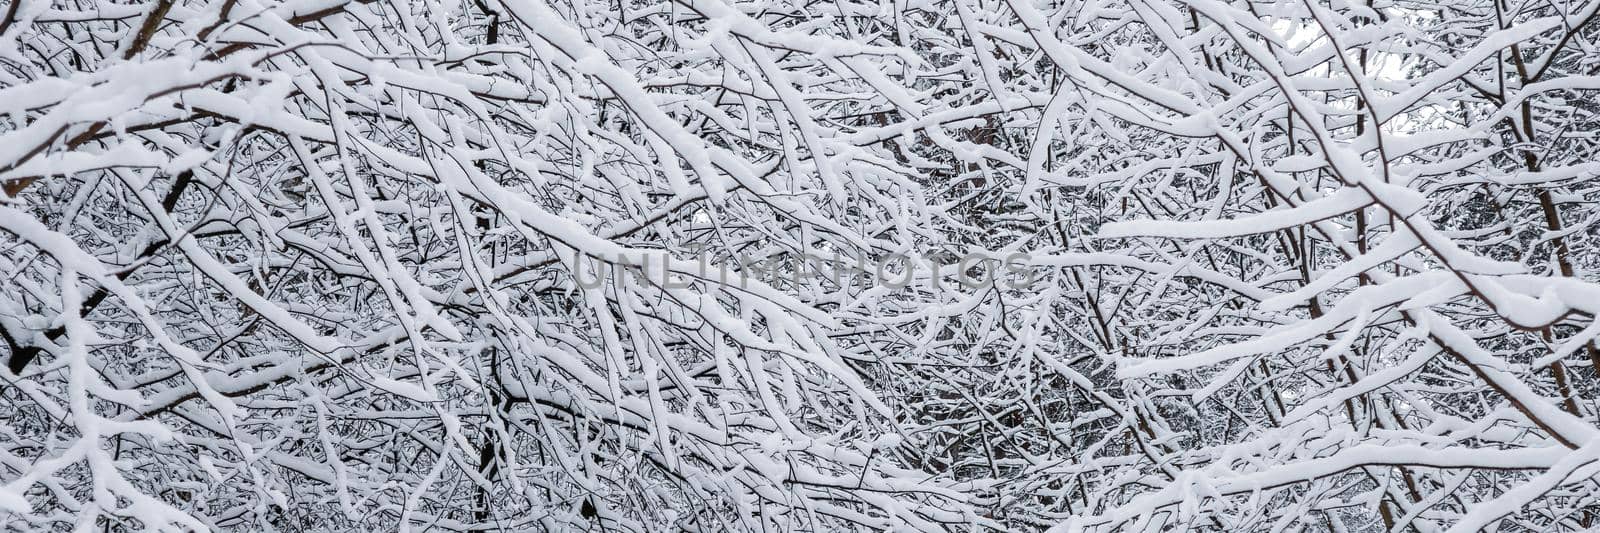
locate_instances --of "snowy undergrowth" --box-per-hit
[2,0,1600,531]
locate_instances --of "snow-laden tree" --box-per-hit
[0,0,981,530]
[2,0,1600,531]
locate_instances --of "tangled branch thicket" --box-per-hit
[3,0,1600,531]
